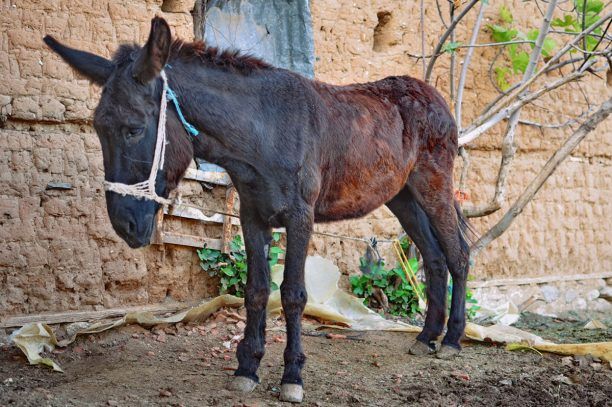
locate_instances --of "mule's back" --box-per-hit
[312,75,457,222]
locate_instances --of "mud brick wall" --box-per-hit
[1,0,610,317]
[0,0,219,318]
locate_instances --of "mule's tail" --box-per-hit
[454,200,478,252]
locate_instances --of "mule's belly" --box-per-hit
[313,166,409,222]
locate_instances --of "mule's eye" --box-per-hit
[128,127,144,137]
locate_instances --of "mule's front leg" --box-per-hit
[228,211,272,393]
[279,209,313,403]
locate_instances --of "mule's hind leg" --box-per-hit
[229,206,272,392]
[408,175,470,357]
[386,187,449,354]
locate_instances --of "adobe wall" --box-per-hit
[0,0,610,318]
[0,0,217,318]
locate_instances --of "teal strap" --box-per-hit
[165,86,200,137]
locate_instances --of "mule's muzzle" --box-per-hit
[106,193,158,248]
[110,210,155,248]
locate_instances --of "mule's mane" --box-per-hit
[112,40,272,75]
[171,40,272,73]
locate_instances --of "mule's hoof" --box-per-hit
[436,345,461,359]
[408,340,436,356]
[279,384,304,403]
[227,376,258,393]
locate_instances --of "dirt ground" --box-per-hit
[1,310,611,407]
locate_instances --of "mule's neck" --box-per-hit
[163,59,267,164]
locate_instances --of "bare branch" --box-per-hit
[406,40,537,60]
[472,97,612,256]
[518,108,594,128]
[550,29,612,41]
[459,58,596,146]
[463,12,612,138]
[425,0,481,83]
[458,146,471,192]
[570,43,612,55]
[474,0,559,218]
[436,0,449,29]
[456,1,487,129]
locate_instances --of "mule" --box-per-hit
[44,17,471,403]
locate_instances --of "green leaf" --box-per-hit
[270,281,279,291]
[585,34,599,51]
[575,0,604,14]
[269,247,284,254]
[526,30,556,57]
[272,232,281,242]
[542,38,556,57]
[229,235,243,252]
[488,24,518,43]
[499,5,513,24]
[442,41,462,54]
[495,66,511,91]
[221,266,235,277]
[511,50,529,73]
[584,12,601,29]
[552,14,579,30]
[373,279,387,288]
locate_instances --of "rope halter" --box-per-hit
[103,70,197,205]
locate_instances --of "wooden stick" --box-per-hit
[221,187,237,253]
[0,302,190,328]
[393,240,425,302]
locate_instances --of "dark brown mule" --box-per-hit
[44,17,470,403]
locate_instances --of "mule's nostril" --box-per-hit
[127,219,136,235]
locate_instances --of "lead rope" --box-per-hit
[103,70,173,205]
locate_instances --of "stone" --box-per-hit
[541,285,559,303]
[572,298,587,310]
[586,289,600,301]
[599,286,612,302]
[40,95,65,121]
[564,289,578,303]
[11,96,40,120]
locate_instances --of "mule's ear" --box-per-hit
[133,17,172,84]
[43,36,114,86]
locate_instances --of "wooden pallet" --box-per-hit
[152,167,236,252]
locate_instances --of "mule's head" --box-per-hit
[44,17,193,248]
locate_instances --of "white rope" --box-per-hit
[103,70,173,206]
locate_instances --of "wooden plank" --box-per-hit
[0,302,190,328]
[164,204,240,225]
[221,187,237,253]
[183,168,231,186]
[468,272,612,289]
[151,210,165,245]
[162,232,222,250]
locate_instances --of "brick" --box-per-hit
[0,198,20,220]
[11,95,40,120]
